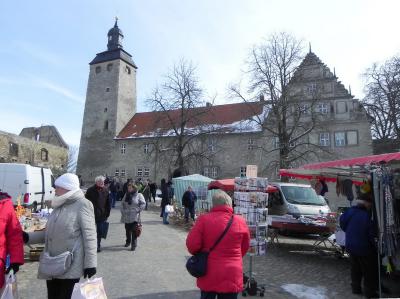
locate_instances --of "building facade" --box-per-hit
[0,126,68,173]
[77,21,372,185]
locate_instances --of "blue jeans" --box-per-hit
[185,206,195,222]
[110,192,117,208]
[163,211,169,224]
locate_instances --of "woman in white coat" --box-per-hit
[25,173,97,299]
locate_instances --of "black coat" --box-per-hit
[182,190,197,208]
[160,185,170,207]
[85,185,111,222]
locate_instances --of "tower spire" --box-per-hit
[107,18,124,51]
[349,85,352,96]
[334,67,336,77]
[309,42,312,53]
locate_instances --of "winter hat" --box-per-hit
[54,173,81,191]
[212,190,232,207]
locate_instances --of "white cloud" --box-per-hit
[14,41,64,67]
[32,77,84,104]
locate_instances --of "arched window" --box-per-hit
[104,120,109,131]
[41,148,48,161]
[107,63,113,71]
[95,66,101,74]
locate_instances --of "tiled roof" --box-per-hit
[116,102,264,139]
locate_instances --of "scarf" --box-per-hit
[52,189,84,209]
[125,192,137,205]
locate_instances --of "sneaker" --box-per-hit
[131,246,136,251]
[124,243,130,247]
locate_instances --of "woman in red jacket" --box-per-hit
[186,190,250,299]
[0,192,24,290]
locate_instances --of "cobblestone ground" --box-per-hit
[17,202,393,299]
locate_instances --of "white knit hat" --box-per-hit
[54,173,80,191]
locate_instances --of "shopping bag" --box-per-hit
[101,222,109,239]
[165,204,174,214]
[71,277,107,299]
[0,274,18,299]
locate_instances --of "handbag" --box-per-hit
[134,213,142,238]
[101,222,109,239]
[38,238,79,277]
[186,214,234,278]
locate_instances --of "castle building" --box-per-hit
[0,125,68,174]
[77,21,372,185]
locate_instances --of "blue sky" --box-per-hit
[1,0,400,146]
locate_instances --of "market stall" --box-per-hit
[172,174,213,210]
[280,153,400,297]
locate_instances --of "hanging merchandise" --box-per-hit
[234,177,268,297]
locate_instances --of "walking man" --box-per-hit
[85,176,111,252]
[182,186,197,223]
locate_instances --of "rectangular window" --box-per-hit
[273,137,280,149]
[319,133,330,147]
[115,169,119,177]
[248,138,255,150]
[240,166,247,178]
[137,167,143,177]
[203,167,209,177]
[335,132,346,147]
[120,143,126,154]
[317,103,329,114]
[336,101,347,114]
[144,167,150,177]
[347,131,358,145]
[208,139,216,152]
[121,168,125,177]
[211,167,218,178]
[9,142,18,157]
[307,83,317,95]
[144,144,150,154]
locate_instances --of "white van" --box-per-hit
[269,182,331,217]
[0,163,55,208]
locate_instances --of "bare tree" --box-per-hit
[362,56,400,140]
[230,32,327,174]
[147,59,215,177]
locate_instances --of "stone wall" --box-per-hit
[0,130,68,174]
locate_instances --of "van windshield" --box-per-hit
[281,185,326,206]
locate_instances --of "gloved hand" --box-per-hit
[83,267,96,278]
[22,231,29,244]
[5,263,20,274]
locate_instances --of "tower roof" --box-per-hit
[89,18,137,68]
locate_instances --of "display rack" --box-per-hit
[234,177,269,297]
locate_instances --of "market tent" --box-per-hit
[208,178,279,193]
[300,152,400,170]
[208,179,235,192]
[172,174,214,207]
[280,151,400,184]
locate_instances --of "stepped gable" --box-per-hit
[116,102,263,139]
[292,51,352,97]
